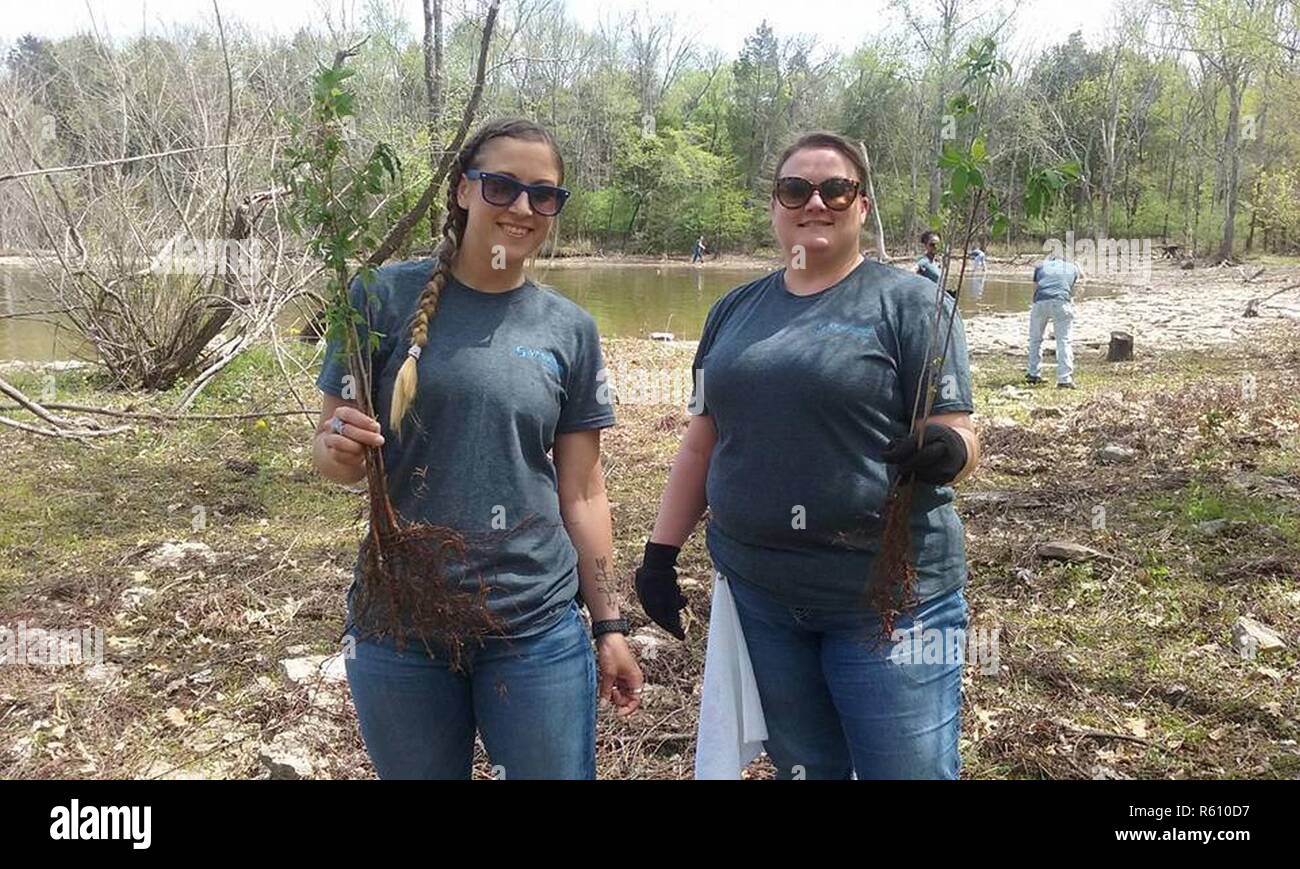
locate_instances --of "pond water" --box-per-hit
[534,263,1117,340]
[0,261,1117,361]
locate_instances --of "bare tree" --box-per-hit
[0,7,317,397]
[626,7,698,118]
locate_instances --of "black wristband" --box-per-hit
[591,618,629,639]
[643,541,681,570]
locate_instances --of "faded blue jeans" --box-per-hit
[726,573,967,780]
[1027,297,1075,384]
[343,600,596,779]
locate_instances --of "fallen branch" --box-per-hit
[0,402,312,422]
[0,413,130,440]
[0,375,135,442]
[0,374,90,429]
[0,414,86,440]
[1244,281,1300,318]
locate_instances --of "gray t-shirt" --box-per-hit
[1032,258,1081,302]
[689,258,974,610]
[317,259,615,637]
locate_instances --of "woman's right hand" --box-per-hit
[633,541,688,640]
[320,405,385,466]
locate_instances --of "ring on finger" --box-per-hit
[329,416,345,436]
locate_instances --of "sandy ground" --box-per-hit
[963,261,1300,358]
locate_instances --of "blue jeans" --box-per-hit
[343,600,596,779]
[1027,298,1075,384]
[726,573,967,779]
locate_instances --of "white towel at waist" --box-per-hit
[694,570,768,779]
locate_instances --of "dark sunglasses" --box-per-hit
[464,168,570,216]
[773,176,862,211]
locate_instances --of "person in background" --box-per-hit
[916,230,942,286]
[966,246,987,302]
[692,234,708,264]
[1026,253,1084,388]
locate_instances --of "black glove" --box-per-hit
[633,541,687,640]
[882,422,968,485]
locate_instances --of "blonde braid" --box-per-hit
[389,191,464,434]
[388,118,565,435]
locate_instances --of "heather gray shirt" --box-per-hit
[317,259,614,637]
[689,258,975,609]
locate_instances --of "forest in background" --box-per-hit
[2,0,1298,263]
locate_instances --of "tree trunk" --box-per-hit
[858,141,887,260]
[1219,76,1242,262]
[1246,175,1261,253]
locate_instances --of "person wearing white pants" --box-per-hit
[1027,297,1075,386]
[1026,255,1083,388]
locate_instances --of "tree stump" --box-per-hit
[1107,331,1134,362]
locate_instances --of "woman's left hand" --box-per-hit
[882,422,969,485]
[596,633,644,717]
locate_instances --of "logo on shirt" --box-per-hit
[513,345,561,377]
[813,321,880,344]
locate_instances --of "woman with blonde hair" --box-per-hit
[313,118,643,779]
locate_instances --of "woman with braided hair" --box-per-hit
[312,118,643,779]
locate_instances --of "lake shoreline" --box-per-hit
[4,255,1298,365]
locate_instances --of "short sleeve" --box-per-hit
[556,313,616,433]
[316,270,392,400]
[687,297,726,416]
[916,257,940,284]
[896,290,975,421]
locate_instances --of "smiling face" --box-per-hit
[456,136,562,266]
[770,146,868,266]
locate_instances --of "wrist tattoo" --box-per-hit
[594,555,618,610]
